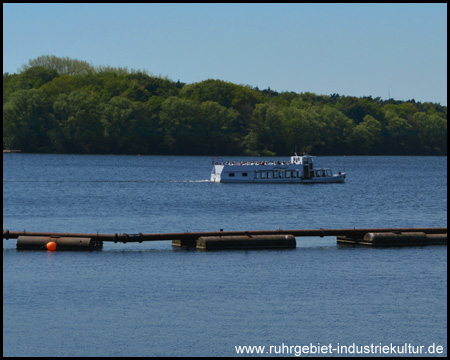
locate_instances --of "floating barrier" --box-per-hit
[424,234,448,245]
[172,235,296,250]
[16,236,102,251]
[16,236,52,250]
[172,238,197,248]
[4,227,447,242]
[337,232,447,247]
[4,227,446,251]
[365,232,428,246]
[196,235,296,250]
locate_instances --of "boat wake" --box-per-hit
[183,179,211,183]
[4,179,212,183]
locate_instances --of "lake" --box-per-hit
[3,154,447,356]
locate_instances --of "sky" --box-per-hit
[3,3,447,105]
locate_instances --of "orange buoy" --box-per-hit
[46,241,57,251]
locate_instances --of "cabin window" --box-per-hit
[242,172,248,177]
[279,171,284,178]
[291,171,296,178]
[273,171,278,179]
[261,171,267,179]
[255,171,261,179]
[286,171,291,178]
[229,173,235,177]
[267,171,273,179]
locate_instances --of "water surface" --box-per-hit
[3,154,447,356]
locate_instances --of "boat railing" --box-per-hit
[219,160,301,166]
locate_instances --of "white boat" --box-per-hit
[211,153,346,183]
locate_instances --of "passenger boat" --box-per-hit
[211,153,346,183]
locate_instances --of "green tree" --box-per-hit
[3,55,447,155]
[101,96,156,154]
[160,97,240,155]
[383,102,418,122]
[349,115,382,154]
[3,67,59,102]
[122,80,151,102]
[3,89,57,152]
[53,90,104,153]
[245,103,284,156]
[21,55,94,75]
[308,105,354,154]
[414,112,447,154]
[198,101,240,155]
[159,97,201,154]
[336,96,383,124]
[384,110,413,154]
[39,74,82,101]
[180,79,263,131]
[281,105,319,154]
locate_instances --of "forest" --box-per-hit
[3,55,447,156]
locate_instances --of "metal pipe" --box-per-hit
[3,228,447,243]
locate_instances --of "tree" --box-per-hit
[308,105,354,154]
[3,55,447,155]
[101,96,156,154]
[414,112,447,154]
[281,105,319,154]
[245,103,284,156]
[336,96,383,124]
[349,115,382,154]
[21,55,94,75]
[180,79,263,131]
[3,67,59,100]
[383,102,418,122]
[159,97,201,154]
[384,110,413,154]
[198,101,240,155]
[3,89,57,152]
[53,90,104,153]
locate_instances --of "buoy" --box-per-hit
[46,241,57,251]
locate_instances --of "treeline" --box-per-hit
[3,55,447,155]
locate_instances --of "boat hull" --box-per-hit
[216,173,346,184]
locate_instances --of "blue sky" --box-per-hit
[3,3,447,105]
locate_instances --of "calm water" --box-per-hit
[3,154,447,357]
